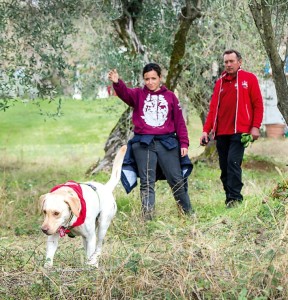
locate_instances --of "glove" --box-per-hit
[241,133,254,148]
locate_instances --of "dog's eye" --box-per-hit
[43,210,46,214]
[53,212,60,216]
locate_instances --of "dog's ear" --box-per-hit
[39,194,47,211]
[64,196,81,217]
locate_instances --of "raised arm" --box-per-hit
[107,69,138,107]
[108,69,119,83]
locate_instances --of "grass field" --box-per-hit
[1,98,288,299]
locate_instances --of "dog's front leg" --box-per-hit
[88,218,113,268]
[83,233,98,267]
[44,234,59,268]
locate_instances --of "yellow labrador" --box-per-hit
[40,145,127,268]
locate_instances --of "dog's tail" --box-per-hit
[105,145,127,191]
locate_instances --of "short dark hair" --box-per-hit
[142,63,162,77]
[223,49,242,60]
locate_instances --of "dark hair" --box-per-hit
[142,63,162,77]
[223,49,242,60]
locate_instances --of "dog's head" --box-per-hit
[39,189,81,235]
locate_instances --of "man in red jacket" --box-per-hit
[200,49,264,208]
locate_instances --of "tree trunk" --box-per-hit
[86,107,133,175]
[112,0,149,63]
[249,0,288,123]
[166,0,202,91]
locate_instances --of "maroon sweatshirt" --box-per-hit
[113,79,189,148]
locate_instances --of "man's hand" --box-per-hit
[108,69,119,83]
[200,132,209,146]
[250,127,260,140]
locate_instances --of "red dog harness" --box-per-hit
[50,180,87,237]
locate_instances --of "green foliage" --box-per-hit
[1,0,284,115]
[86,0,186,88]
[116,195,133,213]
[0,0,84,100]
[181,0,267,115]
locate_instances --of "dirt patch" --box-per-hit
[245,138,288,165]
[243,158,277,172]
[193,138,288,171]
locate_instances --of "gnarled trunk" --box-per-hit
[166,0,202,91]
[249,0,288,123]
[87,107,133,175]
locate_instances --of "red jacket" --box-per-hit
[203,69,263,136]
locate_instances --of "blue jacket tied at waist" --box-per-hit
[121,134,193,194]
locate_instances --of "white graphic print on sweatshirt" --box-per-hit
[141,94,168,127]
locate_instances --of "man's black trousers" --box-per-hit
[216,133,245,203]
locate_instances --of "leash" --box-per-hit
[84,182,101,205]
[195,134,254,150]
[84,183,130,256]
[82,182,101,224]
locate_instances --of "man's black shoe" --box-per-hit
[226,199,242,208]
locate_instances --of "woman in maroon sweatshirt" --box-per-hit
[108,63,193,220]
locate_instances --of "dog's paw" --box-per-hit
[44,259,53,269]
[86,258,99,268]
[87,254,100,268]
[87,262,99,269]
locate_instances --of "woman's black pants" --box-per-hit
[132,140,192,215]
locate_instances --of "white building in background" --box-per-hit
[260,77,286,126]
[260,54,288,137]
[72,67,82,100]
[97,86,109,99]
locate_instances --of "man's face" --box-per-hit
[223,53,242,76]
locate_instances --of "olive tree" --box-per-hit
[0,0,85,111]
[249,0,288,123]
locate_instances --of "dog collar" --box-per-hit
[58,212,74,237]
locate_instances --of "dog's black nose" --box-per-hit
[41,228,49,235]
